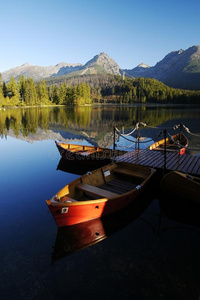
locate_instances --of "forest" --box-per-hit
[0,73,200,108]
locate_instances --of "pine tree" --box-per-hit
[24,78,38,105]
[7,76,20,105]
[18,75,26,103]
[37,79,50,105]
[52,86,59,104]
[58,82,67,104]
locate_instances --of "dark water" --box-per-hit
[0,105,200,300]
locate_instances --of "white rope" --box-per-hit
[115,123,140,136]
[183,125,200,137]
[140,122,174,130]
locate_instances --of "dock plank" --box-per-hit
[116,150,200,176]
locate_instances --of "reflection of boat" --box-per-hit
[148,133,188,154]
[55,141,126,165]
[57,157,107,175]
[46,162,156,227]
[52,193,153,263]
[160,171,200,203]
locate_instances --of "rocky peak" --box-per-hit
[21,63,30,67]
[137,63,150,68]
[83,52,121,75]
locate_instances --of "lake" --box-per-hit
[0,105,200,300]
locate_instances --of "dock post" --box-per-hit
[137,122,140,150]
[163,129,167,174]
[113,126,116,162]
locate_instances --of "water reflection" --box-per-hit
[51,192,154,264]
[57,157,110,175]
[1,105,200,153]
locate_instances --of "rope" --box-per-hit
[140,122,174,130]
[115,122,139,136]
[183,124,200,137]
[185,146,200,151]
[114,122,200,151]
[166,132,189,150]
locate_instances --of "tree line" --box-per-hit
[0,73,200,108]
[0,74,91,108]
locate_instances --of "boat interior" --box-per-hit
[58,162,152,202]
[57,143,126,158]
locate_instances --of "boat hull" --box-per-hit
[55,141,126,165]
[160,171,200,202]
[46,189,140,227]
[46,162,156,227]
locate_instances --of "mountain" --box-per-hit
[124,62,150,77]
[1,62,83,82]
[125,45,200,90]
[1,46,200,90]
[80,52,121,75]
[1,52,121,82]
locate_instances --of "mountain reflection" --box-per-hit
[1,106,200,150]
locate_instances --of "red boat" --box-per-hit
[51,193,153,262]
[46,161,156,227]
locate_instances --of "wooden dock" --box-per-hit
[116,150,200,176]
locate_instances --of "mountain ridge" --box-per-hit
[1,45,200,90]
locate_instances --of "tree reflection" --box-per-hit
[0,106,200,143]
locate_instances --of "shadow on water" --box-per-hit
[56,157,114,175]
[159,196,200,230]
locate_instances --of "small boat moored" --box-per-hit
[55,141,126,164]
[148,132,188,155]
[46,162,156,227]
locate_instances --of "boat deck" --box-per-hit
[76,177,139,199]
[100,179,138,195]
[116,150,200,176]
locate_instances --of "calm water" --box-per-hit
[0,105,200,300]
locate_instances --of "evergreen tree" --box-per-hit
[24,78,38,105]
[17,75,26,103]
[7,76,20,105]
[2,82,8,98]
[66,85,75,105]
[52,86,59,104]
[58,82,67,104]
[37,79,50,105]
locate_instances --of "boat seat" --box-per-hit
[76,183,118,198]
[113,168,147,179]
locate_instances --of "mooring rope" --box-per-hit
[140,122,174,130]
[115,122,140,136]
[116,122,200,138]
[183,124,200,137]
[166,132,186,149]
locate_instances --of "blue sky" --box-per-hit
[1,0,199,72]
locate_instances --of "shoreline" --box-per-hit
[1,102,200,110]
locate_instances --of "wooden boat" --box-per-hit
[52,193,153,262]
[55,141,126,165]
[46,162,156,227]
[148,133,188,155]
[160,171,200,203]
